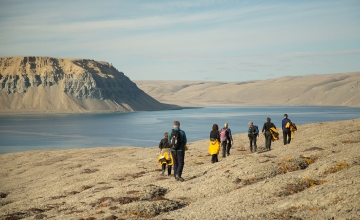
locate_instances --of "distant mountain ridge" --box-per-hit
[0,56,175,113]
[135,72,360,107]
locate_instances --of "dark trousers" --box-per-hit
[211,154,218,163]
[283,130,291,145]
[161,164,172,175]
[265,131,272,150]
[249,136,257,152]
[172,151,185,177]
[221,141,232,157]
[227,142,232,155]
[221,141,228,157]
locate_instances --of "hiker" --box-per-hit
[282,114,292,145]
[262,117,276,151]
[168,121,187,182]
[208,124,220,163]
[220,122,233,157]
[248,121,259,153]
[158,132,173,176]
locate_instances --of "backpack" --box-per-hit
[220,128,228,142]
[254,125,259,135]
[249,126,259,135]
[169,129,181,150]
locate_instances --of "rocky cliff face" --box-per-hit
[0,56,171,113]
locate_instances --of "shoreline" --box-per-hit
[0,105,184,115]
[1,104,359,115]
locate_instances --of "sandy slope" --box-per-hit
[135,72,360,107]
[0,119,359,219]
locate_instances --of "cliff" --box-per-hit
[135,72,360,107]
[0,56,174,113]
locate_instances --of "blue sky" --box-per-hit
[0,0,359,81]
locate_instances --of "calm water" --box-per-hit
[0,106,359,154]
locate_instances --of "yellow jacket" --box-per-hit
[208,139,220,155]
[270,127,279,142]
[158,148,174,166]
[290,122,297,139]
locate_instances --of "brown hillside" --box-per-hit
[135,72,360,107]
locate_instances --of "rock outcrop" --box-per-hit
[0,56,174,113]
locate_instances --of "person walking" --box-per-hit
[220,122,233,157]
[262,118,276,151]
[158,132,173,176]
[282,114,292,145]
[248,121,259,153]
[168,121,187,182]
[208,124,220,163]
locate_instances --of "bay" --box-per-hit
[0,106,359,154]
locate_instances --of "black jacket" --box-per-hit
[210,130,220,142]
[262,122,276,132]
[159,138,169,149]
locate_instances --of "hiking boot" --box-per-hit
[178,177,185,182]
[227,153,230,156]
[175,175,180,181]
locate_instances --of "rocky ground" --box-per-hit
[0,118,359,220]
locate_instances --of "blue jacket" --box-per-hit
[168,127,187,151]
[282,118,292,130]
[248,125,259,135]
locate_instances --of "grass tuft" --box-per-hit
[341,140,359,143]
[279,178,326,196]
[323,162,349,175]
[301,147,324,152]
[243,177,264,185]
[284,158,294,162]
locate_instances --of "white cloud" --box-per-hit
[0,0,359,81]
